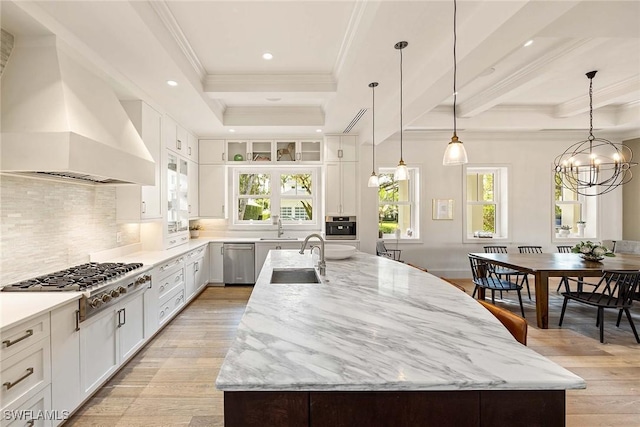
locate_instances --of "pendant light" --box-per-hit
[442,0,468,166]
[367,82,380,187]
[394,41,409,181]
[553,70,636,196]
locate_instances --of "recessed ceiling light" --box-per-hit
[229,129,236,133]
[167,80,178,86]
[523,40,533,47]
[262,52,273,60]
[316,129,322,133]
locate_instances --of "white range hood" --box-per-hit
[1,35,155,185]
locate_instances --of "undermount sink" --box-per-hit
[270,268,320,284]
[259,237,299,241]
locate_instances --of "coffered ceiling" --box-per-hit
[2,0,639,144]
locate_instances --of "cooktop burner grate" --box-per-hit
[2,262,145,292]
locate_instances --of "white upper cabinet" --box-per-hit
[200,139,226,164]
[199,165,227,219]
[164,115,188,156]
[188,160,199,218]
[186,132,198,162]
[222,139,322,164]
[325,135,357,162]
[275,139,322,163]
[117,101,162,221]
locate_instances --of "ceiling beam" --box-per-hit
[555,75,640,117]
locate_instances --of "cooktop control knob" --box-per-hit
[117,286,127,294]
[110,289,120,298]
[101,294,112,303]
[89,298,103,308]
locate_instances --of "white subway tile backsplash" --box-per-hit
[0,175,139,285]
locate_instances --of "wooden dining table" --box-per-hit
[470,252,640,329]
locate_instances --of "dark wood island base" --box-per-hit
[224,389,565,427]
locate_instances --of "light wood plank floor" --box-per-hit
[65,279,640,427]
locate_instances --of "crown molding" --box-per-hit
[149,1,206,80]
[555,75,640,118]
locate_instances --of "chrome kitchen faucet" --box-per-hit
[300,233,326,276]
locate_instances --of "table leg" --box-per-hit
[534,271,549,329]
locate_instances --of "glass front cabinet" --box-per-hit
[166,151,189,248]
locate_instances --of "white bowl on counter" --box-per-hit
[324,245,357,260]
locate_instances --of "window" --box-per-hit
[553,172,597,239]
[464,166,508,240]
[233,168,318,227]
[377,167,420,239]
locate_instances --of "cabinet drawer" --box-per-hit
[1,337,51,411]
[156,267,184,301]
[2,384,53,427]
[186,245,206,260]
[1,314,50,361]
[158,288,185,326]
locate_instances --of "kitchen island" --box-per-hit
[216,250,585,427]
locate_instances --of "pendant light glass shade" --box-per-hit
[443,134,468,165]
[368,82,379,188]
[395,41,409,181]
[443,0,468,166]
[368,172,380,187]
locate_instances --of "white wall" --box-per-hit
[360,132,624,277]
[623,138,640,241]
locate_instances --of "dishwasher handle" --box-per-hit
[224,244,254,251]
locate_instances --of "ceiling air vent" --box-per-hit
[343,108,367,134]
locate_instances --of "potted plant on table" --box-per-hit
[571,241,615,261]
[189,224,202,238]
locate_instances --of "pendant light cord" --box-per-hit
[588,74,594,141]
[372,84,375,166]
[453,0,458,136]
[400,46,404,162]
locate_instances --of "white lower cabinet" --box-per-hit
[79,309,118,397]
[3,384,52,427]
[1,313,52,427]
[50,302,81,426]
[255,242,302,281]
[79,289,146,398]
[186,245,208,300]
[209,243,224,284]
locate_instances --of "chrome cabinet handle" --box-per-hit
[169,240,176,245]
[194,262,199,273]
[177,139,182,150]
[141,201,146,214]
[3,367,34,390]
[3,329,33,347]
[117,309,124,328]
[160,284,166,293]
[188,146,192,156]
[188,204,191,213]
[75,310,80,332]
[222,152,225,161]
[220,246,224,255]
[338,149,343,158]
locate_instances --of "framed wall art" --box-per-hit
[432,199,454,220]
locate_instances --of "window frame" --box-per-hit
[463,165,510,242]
[551,170,599,242]
[377,166,420,240]
[230,166,320,230]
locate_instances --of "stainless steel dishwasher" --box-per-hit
[223,243,255,285]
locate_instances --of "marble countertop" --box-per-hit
[216,250,585,392]
[0,293,82,332]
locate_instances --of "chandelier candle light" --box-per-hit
[443,0,468,165]
[368,82,379,188]
[394,41,409,181]
[554,71,636,196]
